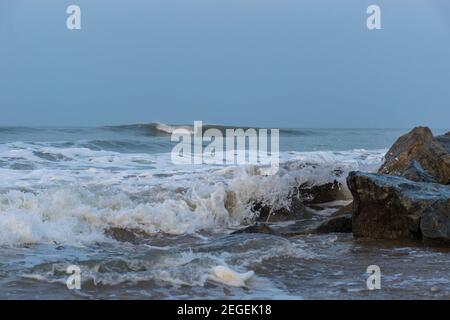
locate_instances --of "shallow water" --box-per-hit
[2,233,450,299]
[0,125,449,299]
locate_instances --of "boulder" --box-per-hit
[331,202,353,217]
[298,180,348,204]
[313,203,353,234]
[315,214,352,234]
[347,171,450,241]
[253,179,351,223]
[105,227,148,244]
[435,131,450,153]
[378,127,450,185]
[401,160,436,183]
[253,197,313,222]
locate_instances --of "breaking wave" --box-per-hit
[0,139,385,246]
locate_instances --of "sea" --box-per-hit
[0,124,449,299]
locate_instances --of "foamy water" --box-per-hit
[0,141,384,245]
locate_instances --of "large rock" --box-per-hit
[315,214,352,234]
[297,180,348,204]
[348,171,450,242]
[312,202,353,234]
[253,180,349,222]
[435,131,450,153]
[105,227,149,244]
[253,197,313,222]
[378,127,450,185]
[331,202,353,217]
[401,160,436,183]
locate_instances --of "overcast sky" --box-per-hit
[0,0,449,128]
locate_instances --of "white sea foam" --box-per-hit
[0,142,385,246]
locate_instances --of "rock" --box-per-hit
[435,131,450,153]
[401,160,436,183]
[331,202,353,217]
[253,197,313,222]
[253,180,350,223]
[312,202,353,234]
[298,180,349,204]
[347,171,450,241]
[315,214,352,234]
[231,223,277,235]
[104,227,148,244]
[378,127,450,185]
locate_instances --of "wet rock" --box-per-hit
[401,160,437,183]
[252,179,351,223]
[298,180,348,204]
[435,131,450,153]
[378,127,450,185]
[348,171,450,241]
[331,202,353,217]
[276,218,324,237]
[105,227,149,244]
[315,214,352,234]
[307,202,353,234]
[253,197,313,222]
[231,223,277,235]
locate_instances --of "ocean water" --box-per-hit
[0,124,449,299]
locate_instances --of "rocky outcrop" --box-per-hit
[313,203,353,234]
[253,180,349,222]
[331,202,353,217]
[348,171,450,241]
[253,197,313,222]
[298,180,348,204]
[435,131,450,153]
[105,227,149,244]
[378,127,450,185]
[315,214,352,234]
[401,160,436,183]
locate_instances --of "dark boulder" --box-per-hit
[313,202,353,234]
[331,202,353,217]
[315,214,352,234]
[435,131,450,154]
[347,171,450,241]
[298,180,349,204]
[105,227,148,244]
[401,160,436,183]
[378,127,450,185]
[253,197,313,222]
[253,179,351,223]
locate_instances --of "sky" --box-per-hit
[0,0,449,128]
